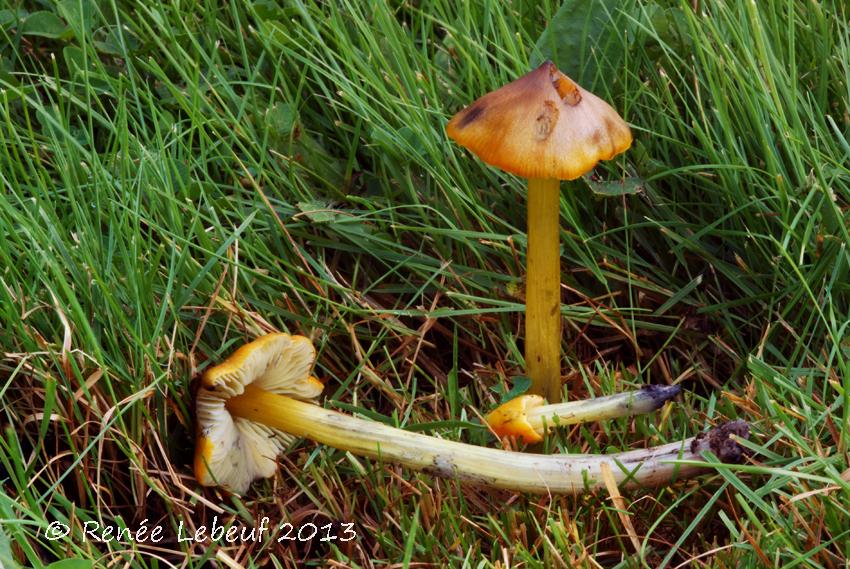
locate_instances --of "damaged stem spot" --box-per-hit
[690,419,750,463]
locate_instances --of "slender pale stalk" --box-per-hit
[485,385,681,443]
[527,385,682,435]
[526,178,563,403]
[226,384,747,494]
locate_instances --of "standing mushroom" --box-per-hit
[195,334,748,495]
[446,61,632,403]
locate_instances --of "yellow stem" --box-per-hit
[526,178,562,403]
[225,384,735,494]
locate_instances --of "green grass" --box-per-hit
[1,0,848,566]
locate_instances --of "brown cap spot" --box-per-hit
[535,101,559,141]
[446,61,632,180]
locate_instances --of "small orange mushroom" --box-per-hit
[486,385,682,444]
[447,61,632,403]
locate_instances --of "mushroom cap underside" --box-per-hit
[194,333,323,493]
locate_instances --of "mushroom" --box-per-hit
[195,334,748,495]
[446,61,632,403]
[485,385,682,444]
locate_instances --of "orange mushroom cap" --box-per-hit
[446,61,632,180]
[485,394,546,444]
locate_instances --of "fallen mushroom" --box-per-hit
[446,61,632,403]
[485,385,682,444]
[195,334,749,495]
